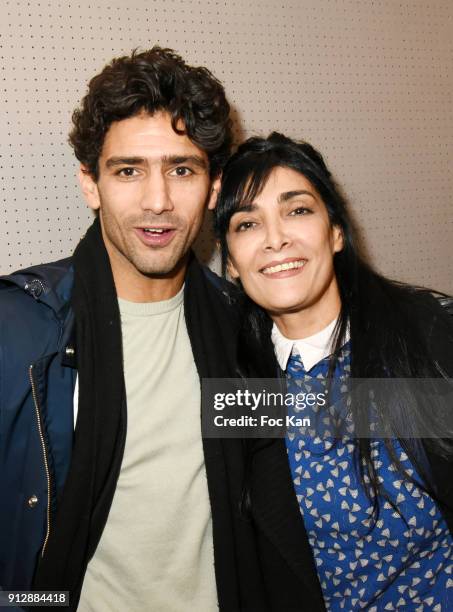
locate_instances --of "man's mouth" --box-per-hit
[261,259,307,275]
[135,226,176,247]
[141,227,172,234]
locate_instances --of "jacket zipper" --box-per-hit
[29,364,52,557]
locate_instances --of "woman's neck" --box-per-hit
[271,295,341,340]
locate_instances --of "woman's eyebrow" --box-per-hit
[232,189,317,215]
[234,203,257,214]
[278,190,317,203]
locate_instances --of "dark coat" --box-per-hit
[0,259,76,592]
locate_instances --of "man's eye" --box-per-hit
[117,167,138,177]
[236,221,256,232]
[170,166,193,177]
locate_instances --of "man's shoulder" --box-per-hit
[0,257,73,309]
[200,264,242,306]
[0,256,73,288]
[0,258,74,352]
[0,258,74,374]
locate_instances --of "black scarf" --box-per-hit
[33,218,127,610]
[33,217,258,611]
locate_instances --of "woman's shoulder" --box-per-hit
[408,289,453,375]
[403,287,453,324]
[356,272,453,376]
[374,274,452,327]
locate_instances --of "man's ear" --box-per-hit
[78,166,100,211]
[332,225,344,254]
[207,175,221,211]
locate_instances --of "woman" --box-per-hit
[214,132,453,611]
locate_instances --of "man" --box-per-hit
[0,47,241,611]
[0,48,333,612]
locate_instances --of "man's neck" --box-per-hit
[116,276,185,302]
[112,257,187,303]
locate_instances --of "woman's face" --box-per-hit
[226,166,343,326]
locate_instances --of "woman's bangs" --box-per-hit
[227,157,276,218]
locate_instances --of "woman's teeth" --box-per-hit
[143,228,167,233]
[262,260,306,275]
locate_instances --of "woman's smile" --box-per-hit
[260,257,307,277]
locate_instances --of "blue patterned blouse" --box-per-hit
[285,345,453,611]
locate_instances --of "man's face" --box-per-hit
[80,111,218,293]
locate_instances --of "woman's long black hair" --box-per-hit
[214,132,453,521]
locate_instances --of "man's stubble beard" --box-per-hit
[122,233,189,276]
[100,207,199,277]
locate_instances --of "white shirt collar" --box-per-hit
[271,317,350,371]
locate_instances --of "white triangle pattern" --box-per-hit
[285,348,453,611]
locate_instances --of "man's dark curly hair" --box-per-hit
[69,47,232,179]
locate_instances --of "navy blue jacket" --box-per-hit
[0,259,76,590]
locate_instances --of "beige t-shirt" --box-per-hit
[78,287,217,612]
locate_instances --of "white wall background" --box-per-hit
[1,0,452,293]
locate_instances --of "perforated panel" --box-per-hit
[1,0,452,292]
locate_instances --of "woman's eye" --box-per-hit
[290,206,311,216]
[236,221,256,232]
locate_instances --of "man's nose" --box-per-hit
[140,173,173,214]
[263,220,291,252]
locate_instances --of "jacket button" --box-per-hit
[65,346,75,356]
[24,279,45,299]
[28,495,38,508]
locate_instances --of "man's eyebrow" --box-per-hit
[105,157,146,168]
[104,155,209,170]
[278,190,317,203]
[161,155,208,169]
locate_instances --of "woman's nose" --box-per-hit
[263,220,291,252]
